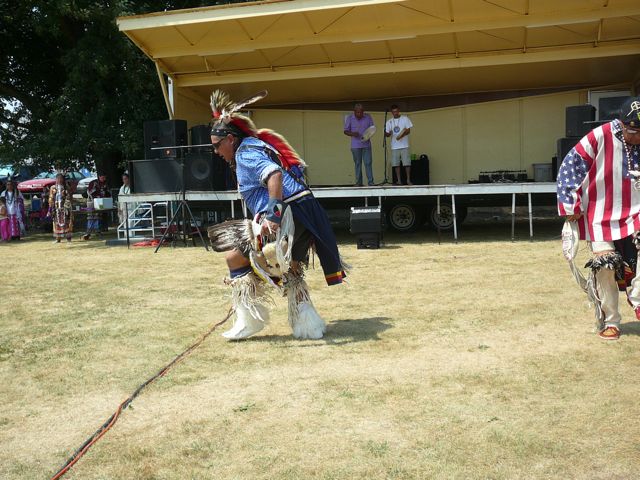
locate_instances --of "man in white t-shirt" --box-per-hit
[385,104,414,185]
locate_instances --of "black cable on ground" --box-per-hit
[50,308,233,480]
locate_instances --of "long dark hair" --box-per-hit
[55,173,70,192]
[2,179,19,203]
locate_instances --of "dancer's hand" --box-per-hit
[566,214,582,222]
[261,219,280,236]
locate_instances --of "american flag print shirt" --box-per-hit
[557,120,640,241]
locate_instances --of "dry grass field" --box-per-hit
[1,217,640,479]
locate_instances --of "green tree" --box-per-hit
[0,0,247,175]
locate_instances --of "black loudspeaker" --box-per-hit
[412,154,430,184]
[350,206,382,249]
[557,137,579,164]
[186,152,230,191]
[144,119,188,159]
[189,124,229,190]
[184,154,214,190]
[213,153,229,190]
[132,154,229,193]
[190,124,211,148]
[566,105,596,138]
[224,162,237,190]
[355,233,381,249]
[131,158,183,193]
[399,154,430,185]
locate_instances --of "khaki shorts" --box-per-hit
[590,240,615,253]
[391,148,410,167]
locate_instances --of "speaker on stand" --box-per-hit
[565,105,596,138]
[133,119,188,193]
[190,124,229,191]
[189,124,211,149]
[130,157,183,193]
[143,119,188,160]
[183,154,215,191]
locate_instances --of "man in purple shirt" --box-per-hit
[343,103,375,186]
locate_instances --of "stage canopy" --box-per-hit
[117,0,640,109]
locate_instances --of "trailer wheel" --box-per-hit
[387,204,420,232]
[428,204,467,231]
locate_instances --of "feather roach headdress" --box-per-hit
[210,89,306,171]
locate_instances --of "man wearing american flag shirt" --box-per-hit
[558,96,640,340]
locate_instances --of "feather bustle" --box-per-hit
[207,220,254,255]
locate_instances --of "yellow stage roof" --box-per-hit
[118,0,640,106]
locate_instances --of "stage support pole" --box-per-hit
[452,194,458,244]
[437,195,441,245]
[511,193,516,242]
[528,193,533,241]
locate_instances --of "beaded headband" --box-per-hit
[210,121,244,138]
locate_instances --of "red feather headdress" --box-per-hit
[210,89,306,170]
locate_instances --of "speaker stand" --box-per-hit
[154,159,209,253]
[154,198,209,252]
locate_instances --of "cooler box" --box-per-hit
[31,196,42,212]
[94,198,113,210]
[532,163,553,182]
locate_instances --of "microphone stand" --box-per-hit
[379,110,390,185]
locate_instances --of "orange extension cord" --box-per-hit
[50,309,233,480]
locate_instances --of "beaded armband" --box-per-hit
[265,197,286,224]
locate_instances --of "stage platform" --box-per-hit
[118,182,558,241]
[119,182,556,203]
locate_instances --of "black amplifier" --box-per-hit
[350,207,383,234]
[350,207,383,249]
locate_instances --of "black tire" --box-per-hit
[427,203,467,231]
[387,204,421,232]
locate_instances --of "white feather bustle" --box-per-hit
[283,273,326,339]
